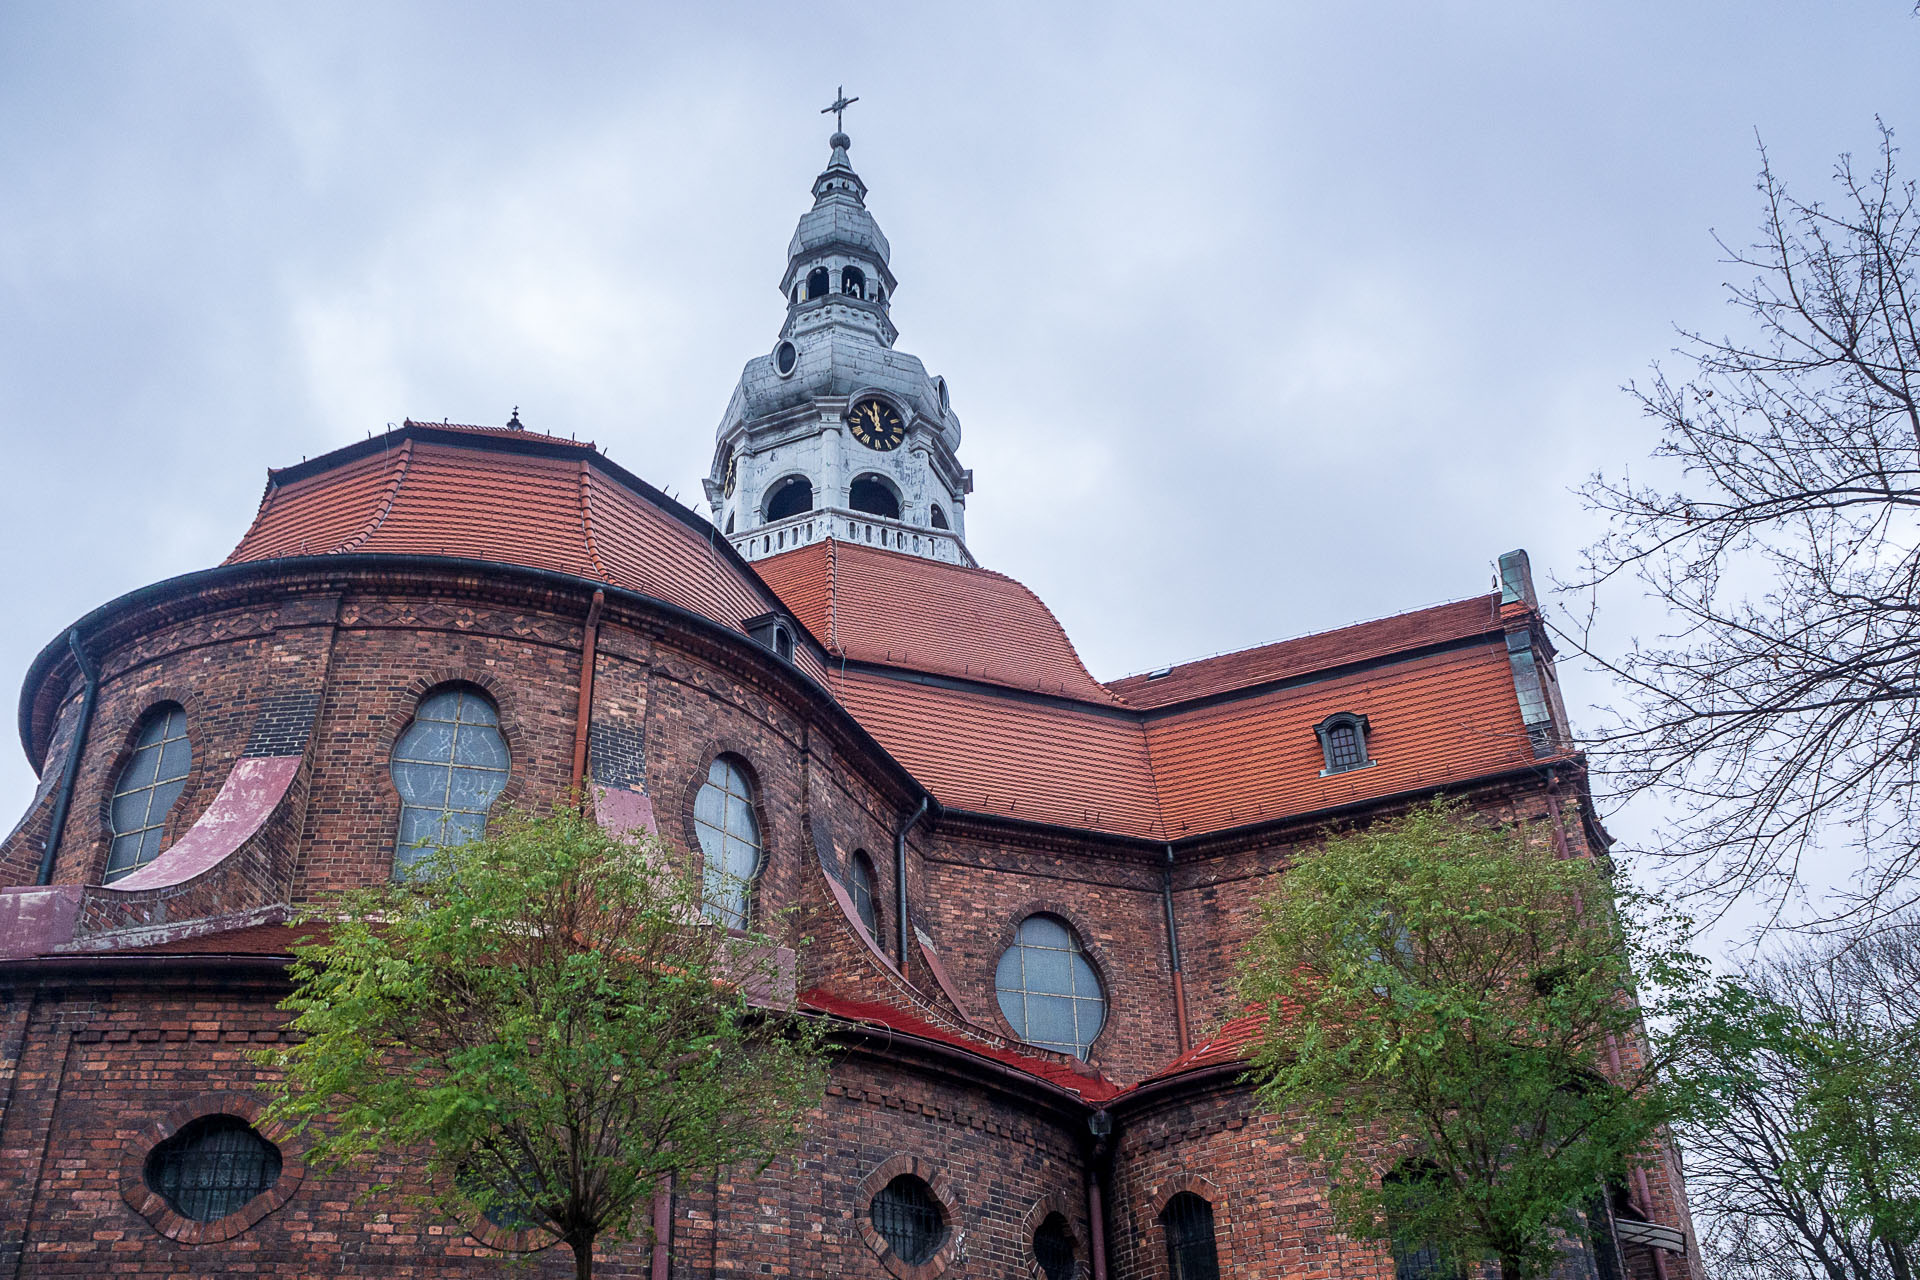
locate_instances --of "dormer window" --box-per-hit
[744,613,797,663]
[806,267,830,300]
[841,266,866,299]
[1316,712,1373,775]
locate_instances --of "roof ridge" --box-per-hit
[334,438,412,554]
[577,459,612,582]
[824,536,839,654]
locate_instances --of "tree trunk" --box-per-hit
[1500,1252,1522,1280]
[569,1232,595,1280]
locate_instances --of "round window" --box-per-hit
[774,339,798,376]
[143,1115,282,1222]
[871,1173,947,1265]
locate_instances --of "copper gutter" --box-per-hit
[570,590,606,800]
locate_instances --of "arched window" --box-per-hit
[929,503,950,530]
[391,685,509,873]
[1316,712,1372,775]
[1161,1192,1221,1280]
[694,756,761,928]
[806,267,830,300]
[725,512,735,534]
[1033,1212,1077,1280]
[848,474,901,520]
[871,1174,946,1265]
[995,914,1106,1058]
[1382,1163,1465,1280]
[849,850,879,937]
[841,265,866,298]
[144,1115,282,1223]
[106,704,192,882]
[765,476,813,522]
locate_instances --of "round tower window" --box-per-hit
[774,340,798,376]
[871,1174,947,1265]
[995,914,1107,1058]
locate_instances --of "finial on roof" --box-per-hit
[821,86,859,134]
[507,406,524,431]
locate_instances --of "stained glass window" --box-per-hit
[391,685,509,873]
[871,1175,945,1265]
[849,851,879,937]
[695,756,762,928]
[106,704,192,882]
[1162,1192,1221,1280]
[143,1115,281,1223]
[995,914,1106,1058]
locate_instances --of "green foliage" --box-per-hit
[1237,798,1704,1280]
[1665,921,1920,1280]
[256,802,830,1279]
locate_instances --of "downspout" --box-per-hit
[569,590,606,802]
[1548,778,1674,1280]
[1086,1110,1114,1280]
[895,795,930,978]
[37,630,100,885]
[650,1173,672,1280]
[1163,845,1191,1054]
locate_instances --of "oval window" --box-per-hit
[995,914,1107,1058]
[774,339,798,376]
[143,1115,282,1223]
[871,1173,947,1265]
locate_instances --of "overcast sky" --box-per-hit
[3,3,1916,954]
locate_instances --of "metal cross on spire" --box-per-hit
[821,86,859,133]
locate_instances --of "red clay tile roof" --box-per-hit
[800,986,1121,1102]
[1108,594,1506,709]
[756,540,1116,703]
[1123,1011,1266,1092]
[224,422,817,678]
[826,618,1538,841]
[831,669,1165,837]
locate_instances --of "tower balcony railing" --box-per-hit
[731,507,972,566]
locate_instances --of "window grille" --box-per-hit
[1317,713,1372,774]
[391,686,509,873]
[143,1115,281,1223]
[995,914,1107,1058]
[871,1174,945,1265]
[694,756,762,928]
[1033,1211,1077,1280]
[849,852,879,936]
[1161,1192,1221,1280]
[106,704,192,881]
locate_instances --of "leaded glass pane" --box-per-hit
[391,685,509,871]
[694,756,761,927]
[871,1175,945,1265]
[994,914,1107,1058]
[1323,717,1368,772]
[143,1114,281,1224]
[850,854,877,935]
[1163,1193,1220,1280]
[1034,1212,1076,1280]
[104,704,192,882]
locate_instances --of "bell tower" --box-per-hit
[705,97,974,565]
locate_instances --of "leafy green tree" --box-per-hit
[257,802,831,1280]
[1238,799,1703,1280]
[1667,917,1920,1280]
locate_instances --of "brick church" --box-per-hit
[0,116,1698,1279]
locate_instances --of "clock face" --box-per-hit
[847,397,906,451]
